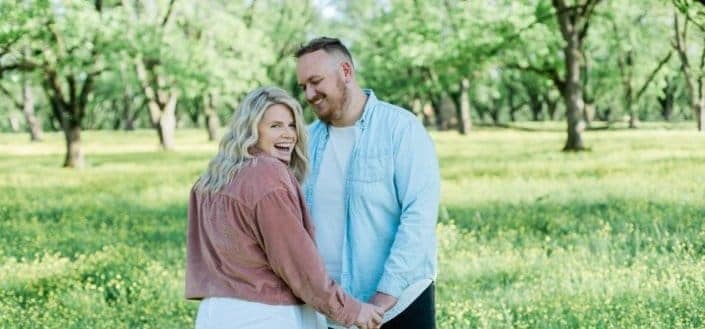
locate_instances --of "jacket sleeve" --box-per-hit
[376,119,441,298]
[251,188,361,327]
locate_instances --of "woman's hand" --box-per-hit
[354,302,384,329]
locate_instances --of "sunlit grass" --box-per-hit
[1,126,704,328]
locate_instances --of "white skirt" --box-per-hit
[195,297,327,329]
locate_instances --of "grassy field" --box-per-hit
[1,126,704,328]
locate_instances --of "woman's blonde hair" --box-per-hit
[194,86,309,193]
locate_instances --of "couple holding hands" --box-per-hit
[185,37,440,329]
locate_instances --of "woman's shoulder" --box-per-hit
[242,156,291,180]
[221,156,295,204]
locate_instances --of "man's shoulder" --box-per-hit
[368,99,425,137]
[371,98,418,126]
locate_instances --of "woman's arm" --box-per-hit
[250,188,361,327]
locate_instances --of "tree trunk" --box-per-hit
[63,120,84,168]
[698,81,705,132]
[562,42,586,151]
[581,62,594,128]
[624,82,638,129]
[658,77,675,121]
[546,96,559,120]
[490,98,502,125]
[528,90,543,121]
[122,89,137,131]
[8,115,21,132]
[204,93,219,141]
[674,13,704,133]
[136,58,180,149]
[411,98,424,122]
[422,102,435,128]
[157,92,178,150]
[698,73,705,132]
[507,85,522,123]
[618,50,639,129]
[458,78,472,134]
[43,69,94,168]
[112,100,122,130]
[552,0,599,151]
[22,78,43,141]
[628,107,639,128]
[583,102,595,127]
[440,94,457,130]
[431,97,445,131]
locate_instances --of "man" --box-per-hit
[295,37,440,329]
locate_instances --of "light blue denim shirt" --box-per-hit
[303,90,440,302]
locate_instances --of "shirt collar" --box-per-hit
[248,146,290,165]
[322,89,377,131]
[357,89,377,130]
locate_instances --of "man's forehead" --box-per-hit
[297,52,335,77]
[298,50,333,66]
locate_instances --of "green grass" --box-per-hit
[1,126,704,328]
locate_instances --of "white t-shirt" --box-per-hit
[311,126,356,283]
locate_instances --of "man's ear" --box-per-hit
[340,61,354,83]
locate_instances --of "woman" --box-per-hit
[185,86,383,329]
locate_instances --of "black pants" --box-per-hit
[329,283,436,329]
[381,282,435,329]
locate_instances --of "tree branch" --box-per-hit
[0,33,22,57]
[506,63,565,91]
[578,0,603,41]
[635,51,673,100]
[160,0,177,27]
[243,0,257,28]
[0,82,23,109]
[672,0,705,31]
[673,12,691,70]
[77,75,95,121]
[0,59,38,77]
[484,2,575,58]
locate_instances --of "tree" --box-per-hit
[550,0,602,150]
[3,1,120,167]
[586,1,674,128]
[671,0,705,131]
[178,0,275,141]
[0,72,43,141]
[121,0,182,150]
[0,1,43,141]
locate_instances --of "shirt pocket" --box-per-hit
[350,153,392,183]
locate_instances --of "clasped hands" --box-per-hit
[354,292,398,329]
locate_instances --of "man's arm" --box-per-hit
[374,119,441,299]
[368,291,398,311]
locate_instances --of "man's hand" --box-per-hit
[368,292,398,312]
[354,302,384,329]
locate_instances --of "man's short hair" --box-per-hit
[294,37,354,67]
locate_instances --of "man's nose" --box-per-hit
[305,87,317,101]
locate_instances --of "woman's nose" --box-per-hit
[282,127,296,139]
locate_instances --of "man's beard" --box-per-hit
[319,78,349,124]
